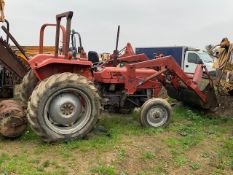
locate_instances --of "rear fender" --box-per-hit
[29,54,93,81]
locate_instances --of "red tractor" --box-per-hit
[19,11,218,142]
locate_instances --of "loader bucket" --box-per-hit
[166,79,218,109]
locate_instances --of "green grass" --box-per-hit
[137,166,167,175]
[173,155,188,167]
[0,153,9,165]
[0,106,233,174]
[164,106,233,171]
[0,153,67,175]
[117,148,127,161]
[166,106,231,149]
[209,137,233,171]
[22,111,167,158]
[143,151,155,160]
[90,164,116,175]
[152,166,167,174]
[189,161,201,170]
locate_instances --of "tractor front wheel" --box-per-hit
[27,73,101,142]
[140,98,171,128]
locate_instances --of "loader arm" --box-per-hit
[125,56,218,108]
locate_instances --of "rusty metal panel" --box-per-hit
[0,100,27,138]
[0,38,28,78]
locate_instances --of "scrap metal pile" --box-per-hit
[0,0,27,138]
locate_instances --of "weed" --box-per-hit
[173,155,188,167]
[143,151,155,160]
[41,160,50,168]
[90,164,116,175]
[137,171,146,175]
[201,152,211,158]
[120,171,127,175]
[164,138,179,148]
[153,166,167,174]
[189,162,201,170]
[19,127,39,141]
[211,168,224,175]
[29,159,40,165]
[209,153,225,170]
[117,148,127,161]
[0,153,9,165]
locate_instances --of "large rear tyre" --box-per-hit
[140,98,171,128]
[19,70,38,106]
[27,73,101,142]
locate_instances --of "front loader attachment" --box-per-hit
[125,56,219,110]
[166,64,218,109]
[166,80,218,109]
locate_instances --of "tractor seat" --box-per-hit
[88,51,99,64]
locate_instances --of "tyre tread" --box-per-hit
[27,72,101,142]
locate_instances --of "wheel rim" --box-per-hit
[146,105,168,127]
[44,88,92,135]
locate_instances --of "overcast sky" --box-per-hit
[3,0,233,53]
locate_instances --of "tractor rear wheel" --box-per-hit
[140,98,171,128]
[27,73,101,142]
[20,70,38,106]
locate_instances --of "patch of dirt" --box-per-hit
[0,140,33,155]
[184,140,218,175]
[213,94,233,118]
[184,139,232,175]
[116,135,171,174]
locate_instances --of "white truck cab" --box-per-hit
[183,49,215,74]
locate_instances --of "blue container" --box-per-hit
[136,46,186,67]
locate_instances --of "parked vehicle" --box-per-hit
[0,11,221,142]
[136,46,216,74]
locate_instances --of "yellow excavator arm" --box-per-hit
[0,0,5,22]
[214,38,233,93]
